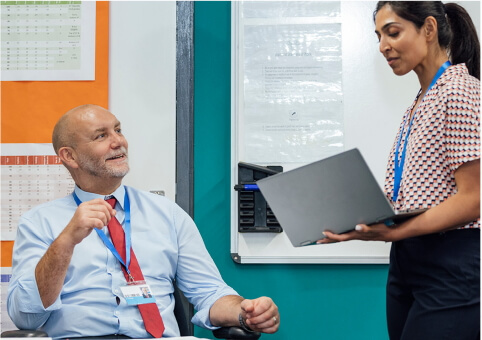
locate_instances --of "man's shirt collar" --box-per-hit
[73,185,126,211]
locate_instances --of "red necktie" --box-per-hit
[106,198,165,338]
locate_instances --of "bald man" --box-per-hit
[7,105,279,339]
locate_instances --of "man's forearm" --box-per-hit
[35,233,75,308]
[209,295,244,327]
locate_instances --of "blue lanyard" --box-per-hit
[72,190,133,280]
[392,60,451,202]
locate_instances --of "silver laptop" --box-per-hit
[256,148,426,247]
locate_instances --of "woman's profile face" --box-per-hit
[375,5,428,76]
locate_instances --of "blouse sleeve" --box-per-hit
[443,76,480,173]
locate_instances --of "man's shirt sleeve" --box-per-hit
[7,213,62,330]
[172,205,239,329]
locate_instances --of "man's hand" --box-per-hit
[241,297,279,333]
[210,295,279,333]
[61,198,115,246]
[36,198,115,308]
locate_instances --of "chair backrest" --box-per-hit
[1,330,48,338]
[173,283,262,340]
[173,282,194,336]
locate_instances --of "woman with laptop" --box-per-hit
[320,2,480,339]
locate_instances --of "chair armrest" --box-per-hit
[212,326,261,340]
[1,330,49,338]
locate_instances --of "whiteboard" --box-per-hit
[230,1,480,264]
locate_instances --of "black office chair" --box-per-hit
[1,284,260,340]
[173,283,260,340]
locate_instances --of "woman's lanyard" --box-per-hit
[72,190,133,280]
[392,60,451,202]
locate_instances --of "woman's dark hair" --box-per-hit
[374,1,480,79]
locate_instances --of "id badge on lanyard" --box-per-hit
[121,280,156,305]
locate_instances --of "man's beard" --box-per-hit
[77,148,130,179]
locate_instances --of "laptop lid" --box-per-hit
[256,148,400,247]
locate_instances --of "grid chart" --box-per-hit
[1,155,74,238]
[1,1,83,72]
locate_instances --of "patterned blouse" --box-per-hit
[384,63,480,229]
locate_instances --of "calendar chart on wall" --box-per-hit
[1,144,74,240]
[1,0,95,80]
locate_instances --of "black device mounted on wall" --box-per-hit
[234,162,283,233]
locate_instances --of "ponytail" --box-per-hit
[445,3,480,80]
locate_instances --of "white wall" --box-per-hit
[109,1,177,200]
[459,1,481,35]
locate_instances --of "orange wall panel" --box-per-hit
[1,2,110,267]
[1,1,110,144]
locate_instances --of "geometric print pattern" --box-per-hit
[383,64,480,229]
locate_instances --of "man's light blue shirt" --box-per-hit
[7,185,238,338]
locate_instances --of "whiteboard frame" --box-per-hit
[230,0,480,264]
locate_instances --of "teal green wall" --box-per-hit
[193,2,389,339]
